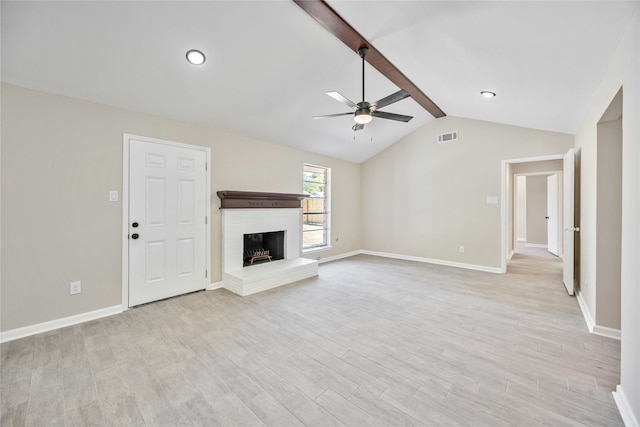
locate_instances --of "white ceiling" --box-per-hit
[2,1,637,163]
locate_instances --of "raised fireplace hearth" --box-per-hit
[218,191,318,296]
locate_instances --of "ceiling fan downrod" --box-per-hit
[358,47,368,103]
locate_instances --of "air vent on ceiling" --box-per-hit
[437,131,458,143]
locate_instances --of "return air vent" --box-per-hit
[437,131,458,143]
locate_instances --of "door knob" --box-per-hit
[132,222,139,228]
[131,233,139,239]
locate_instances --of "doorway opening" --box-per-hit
[513,171,563,257]
[593,88,622,333]
[502,151,577,295]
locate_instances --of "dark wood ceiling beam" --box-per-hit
[293,0,445,118]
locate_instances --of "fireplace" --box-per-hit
[218,191,318,296]
[243,231,285,266]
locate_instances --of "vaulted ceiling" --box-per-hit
[2,1,637,163]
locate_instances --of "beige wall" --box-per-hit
[515,176,527,242]
[0,83,362,332]
[525,175,548,245]
[511,160,563,175]
[361,116,573,270]
[595,118,622,330]
[574,6,639,422]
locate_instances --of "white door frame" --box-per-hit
[501,154,564,273]
[121,134,211,310]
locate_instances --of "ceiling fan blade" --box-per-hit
[372,111,413,122]
[372,90,411,110]
[327,91,357,109]
[352,123,365,131]
[313,112,353,119]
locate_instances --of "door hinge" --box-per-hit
[205,216,208,224]
[205,162,208,171]
[205,270,208,278]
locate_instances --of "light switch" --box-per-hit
[486,196,498,204]
[109,191,119,202]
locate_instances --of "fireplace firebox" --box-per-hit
[243,231,285,267]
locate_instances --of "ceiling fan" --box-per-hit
[314,47,413,131]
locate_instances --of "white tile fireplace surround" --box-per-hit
[219,191,318,296]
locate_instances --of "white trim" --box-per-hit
[593,324,621,340]
[122,134,211,309]
[302,245,333,255]
[0,305,122,343]
[576,288,596,332]
[504,153,566,164]
[517,237,527,242]
[525,243,548,248]
[507,250,515,260]
[315,250,361,264]
[122,135,130,310]
[613,385,639,427]
[361,250,503,274]
[576,289,621,340]
[207,281,224,291]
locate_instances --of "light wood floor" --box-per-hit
[1,249,623,426]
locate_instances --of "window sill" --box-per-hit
[302,245,332,254]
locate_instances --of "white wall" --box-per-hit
[361,116,573,270]
[0,83,362,332]
[573,7,639,424]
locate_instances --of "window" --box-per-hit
[303,164,330,249]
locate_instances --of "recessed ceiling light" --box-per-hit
[186,49,206,65]
[481,91,496,98]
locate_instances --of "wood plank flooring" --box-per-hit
[1,248,623,426]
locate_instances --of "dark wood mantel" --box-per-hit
[217,191,307,209]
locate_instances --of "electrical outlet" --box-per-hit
[459,246,465,253]
[70,281,81,295]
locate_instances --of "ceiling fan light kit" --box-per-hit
[354,108,372,124]
[314,46,413,131]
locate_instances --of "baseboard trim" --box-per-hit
[575,289,621,340]
[613,385,639,427]
[207,281,224,291]
[507,250,515,260]
[593,324,621,340]
[524,243,548,248]
[576,288,595,332]
[0,305,123,344]
[360,250,503,274]
[316,250,362,264]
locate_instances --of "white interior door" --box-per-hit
[547,174,559,256]
[562,149,576,295]
[129,138,207,306]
